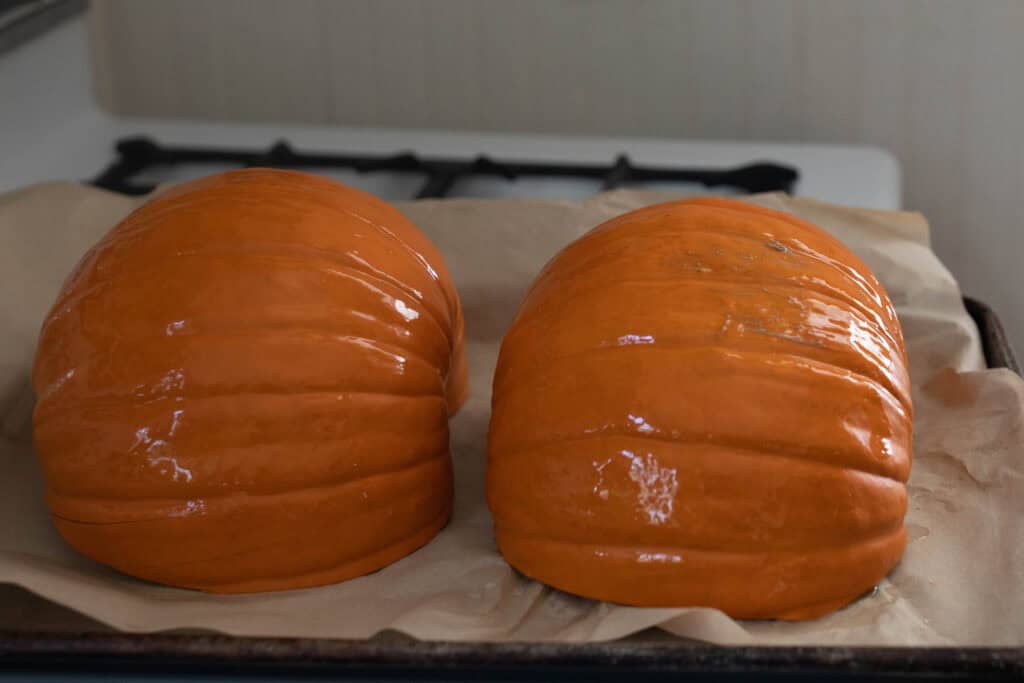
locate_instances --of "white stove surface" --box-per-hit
[1,16,901,208]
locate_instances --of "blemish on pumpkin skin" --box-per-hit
[766,239,790,253]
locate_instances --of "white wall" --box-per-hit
[90,0,1024,351]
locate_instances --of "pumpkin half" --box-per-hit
[32,168,468,593]
[487,197,912,620]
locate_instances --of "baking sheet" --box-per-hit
[0,183,1021,645]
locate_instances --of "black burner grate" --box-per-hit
[90,136,800,199]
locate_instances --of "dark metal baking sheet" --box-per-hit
[964,296,1020,374]
[1,631,1023,681]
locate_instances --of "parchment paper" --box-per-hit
[1,183,1021,645]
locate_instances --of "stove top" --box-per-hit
[91,136,799,202]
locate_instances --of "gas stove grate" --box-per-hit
[91,136,800,199]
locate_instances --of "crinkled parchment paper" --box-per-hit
[0,183,1020,645]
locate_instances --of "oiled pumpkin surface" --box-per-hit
[32,169,468,593]
[488,198,912,620]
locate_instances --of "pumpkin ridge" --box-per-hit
[515,267,893,329]
[35,334,446,408]
[679,202,892,306]
[53,497,452,593]
[169,242,454,339]
[37,387,444,419]
[99,193,229,241]
[686,202,903,342]
[495,320,908,413]
[42,425,448,485]
[98,326,445,372]
[49,245,454,348]
[493,345,910,425]
[489,428,905,484]
[34,391,446,433]
[519,262,899,344]
[489,438,907,550]
[57,329,447,378]
[495,528,905,619]
[544,222,894,323]
[494,520,906,556]
[519,265,900,355]
[328,203,461,320]
[119,171,456,319]
[45,449,451,513]
[529,202,900,340]
[601,196,880,277]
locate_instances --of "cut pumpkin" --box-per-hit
[32,168,467,593]
[487,198,912,620]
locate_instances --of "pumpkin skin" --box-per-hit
[32,169,468,593]
[487,198,912,620]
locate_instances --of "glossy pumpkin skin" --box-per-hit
[488,198,912,620]
[32,169,468,593]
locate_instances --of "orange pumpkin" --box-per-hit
[487,198,912,620]
[32,169,467,593]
